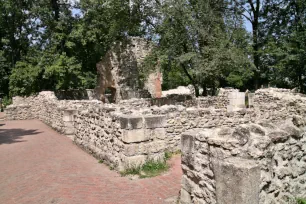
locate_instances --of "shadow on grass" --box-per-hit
[0,126,41,145]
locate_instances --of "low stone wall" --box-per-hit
[74,109,167,170]
[181,120,306,204]
[5,91,101,133]
[5,92,169,171]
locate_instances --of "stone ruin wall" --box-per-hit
[95,37,154,102]
[4,88,306,203]
[181,121,306,204]
[5,92,101,134]
[73,107,167,170]
[5,92,169,171]
[179,88,306,204]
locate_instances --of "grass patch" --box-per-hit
[98,159,104,163]
[165,150,181,160]
[120,159,169,178]
[120,151,180,178]
[140,160,169,178]
[297,198,306,204]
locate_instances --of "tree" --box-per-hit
[263,0,306,92]
[141,0,253,96]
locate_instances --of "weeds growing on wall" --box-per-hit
[120,151,181,178]
[297,198,306,204]
[120,159,169,179]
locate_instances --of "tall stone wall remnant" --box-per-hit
[95,37,156,102]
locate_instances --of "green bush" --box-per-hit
[1,96,12,111]
[297,198,306,204]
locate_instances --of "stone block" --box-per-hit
[268,131,290,143]
[122,155,146,169]
[63,109,77,122]
[180,188,192,204]
[212,157,261,204]
[120,115,143,129]
[227,92,246,111]
[122,129,148,143]
[181,132,195,154]
[248,93,255,107]
[64,121,74,135]
[144,115,166,128]
[145,141,165,154]
[151,128,166,140]
[123,144,139,156]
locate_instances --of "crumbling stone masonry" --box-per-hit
[73,109,167,170]
[95,37,154,102]
[181,121,306,204]
[4,88,306,203]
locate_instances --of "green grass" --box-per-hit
[120,159,169,178]
[165,150,181,160]
[297,198,306,204]
[120,151,181,178]
[140,159,169,178]
[98,159,104,164]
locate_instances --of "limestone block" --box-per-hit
[180,188,192,204]
[248,93,255,107]
[122,129,148,143]
[181,132,195,154]
[151,128,166,140]
[64,121,75,135]
[63,109,77,122]
[231,126,251,145]
[120,115,143,129]
[123,144,139,156]
[122,155,146,169]
[144,115,166,128]
[227,92,246,111]
[268,131,290,143]
[212,157,261,204]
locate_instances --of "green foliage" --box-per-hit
[9,61,42,96]
[1,96,12,109]
[44,54,82,90]
[140,160,169,178]
[120,159,169,178]
[297,198,306,204]
[1,0,306,97]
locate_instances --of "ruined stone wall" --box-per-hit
[95,37,153,102]
[74,109,167,170]
[5,92,102,133]
[253,88,306,124]
[5,92,169,171]
[180,121,306,204]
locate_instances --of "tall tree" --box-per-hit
[142,0,253,96]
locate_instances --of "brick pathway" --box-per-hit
[0,120,182,204]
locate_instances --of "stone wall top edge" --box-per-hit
[183,120,303,145]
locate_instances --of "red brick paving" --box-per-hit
[0,120,182,204]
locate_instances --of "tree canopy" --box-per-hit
[0,0,305,97]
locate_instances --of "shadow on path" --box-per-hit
[0,127,41,145]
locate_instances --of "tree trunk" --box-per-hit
[181,63,199,97]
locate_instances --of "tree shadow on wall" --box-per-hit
[0,125,41,145]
